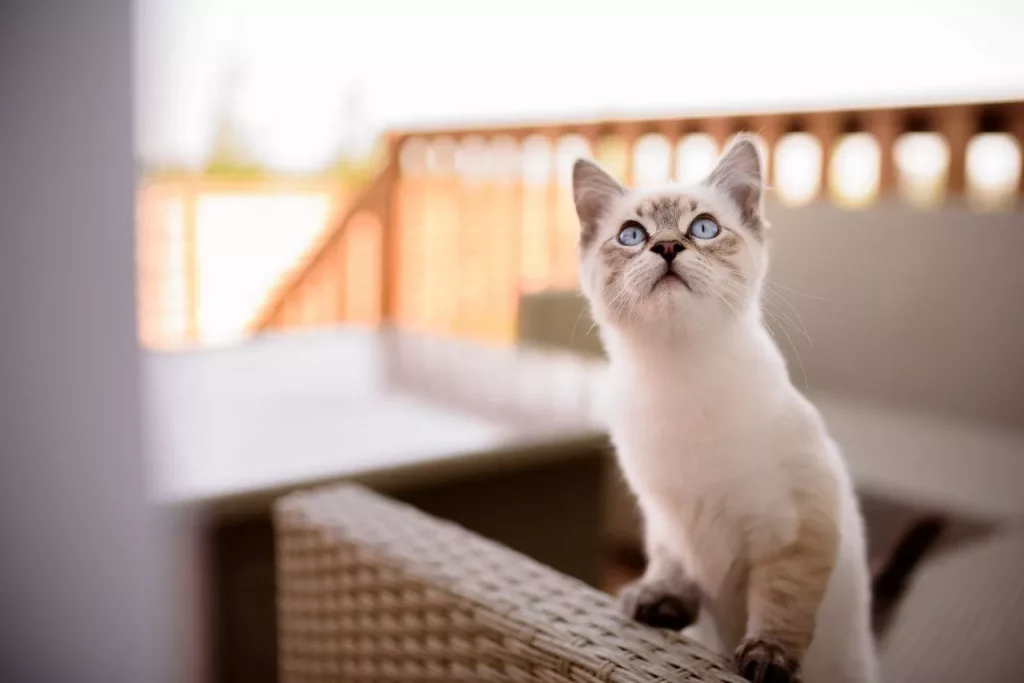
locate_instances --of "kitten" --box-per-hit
[573,137,879,683]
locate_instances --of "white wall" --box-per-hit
[767,200,1024,430]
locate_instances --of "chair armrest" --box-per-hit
[275,483,742,682]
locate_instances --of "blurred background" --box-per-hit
[136,0,1024,349]
[2,1,1023,682]
[135,3,1024,680]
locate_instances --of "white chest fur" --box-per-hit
[607,361,801,594]
[600,324,825,597]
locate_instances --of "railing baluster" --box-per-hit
[307,272,322,327]
[495,135,525,340]
[543,129,562,290]
[704,117,730,151]
[182,182,199,346]
[752,116,781,185]
[808,113,840,201]
[867,109,901,198]
[658,121,681,182]
[378,135,402,323]
[1010,104,1024,203]
[939,106,976,199]
[618,122,641,186]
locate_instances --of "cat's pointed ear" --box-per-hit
[706,135,765,225]
[573,158,625,245]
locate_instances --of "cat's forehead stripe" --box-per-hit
[636,196,697,231]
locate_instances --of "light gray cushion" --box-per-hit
[881,528,1024,683]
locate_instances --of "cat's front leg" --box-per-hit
[734,495,839,683]
[618,541,701,631]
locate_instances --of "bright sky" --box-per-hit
[135,0,1024,172]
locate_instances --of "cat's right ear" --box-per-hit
[572,159,625,246]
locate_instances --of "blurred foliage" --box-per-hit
[324,137,387,188]
[142,95,385,190]
[141,70,387,188]
[142,155,381,189]
[200,109,266,180]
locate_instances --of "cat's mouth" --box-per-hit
[655,270,691,292]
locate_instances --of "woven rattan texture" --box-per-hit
[275,484,742,683]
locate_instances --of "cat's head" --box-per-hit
[574,135,768,340]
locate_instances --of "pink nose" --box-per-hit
[651,240,684,262]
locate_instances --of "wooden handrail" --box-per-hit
[247,160,397,332]
[390,98,1024,146]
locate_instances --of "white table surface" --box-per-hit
[147,327,1024,521]
[146,328,604,508]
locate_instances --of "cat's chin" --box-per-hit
[598,292,692,331]
[596,293,748,345]
[645,280,695,313]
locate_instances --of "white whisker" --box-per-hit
[761,295,812,345]
[765,279,830,302]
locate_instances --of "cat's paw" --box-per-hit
[617,578,698,631]
[734,638,801,683]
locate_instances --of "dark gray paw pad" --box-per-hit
[618,582,697,631]
[734,638,800,683]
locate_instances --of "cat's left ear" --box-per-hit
[706,135,766,226]
[573,158,625,246]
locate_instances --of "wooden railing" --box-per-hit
[137,176,348,349]
[248,160,398,332]
[249,98,1024,342]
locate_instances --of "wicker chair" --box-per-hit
[275,484,743,682]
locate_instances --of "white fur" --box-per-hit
[579,152,879,682]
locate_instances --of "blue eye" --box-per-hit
[688,216,720,240]
[617,222,648,246]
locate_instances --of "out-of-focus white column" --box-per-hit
[0,2,166,682]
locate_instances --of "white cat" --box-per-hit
[573,137,879,683]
